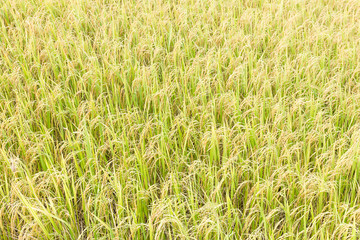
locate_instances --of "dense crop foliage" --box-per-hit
[1,0,360,239]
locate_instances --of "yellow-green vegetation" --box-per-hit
[1,0,360,239]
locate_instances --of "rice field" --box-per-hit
[1,0,360,239]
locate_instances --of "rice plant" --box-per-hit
[1,0,360,239]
